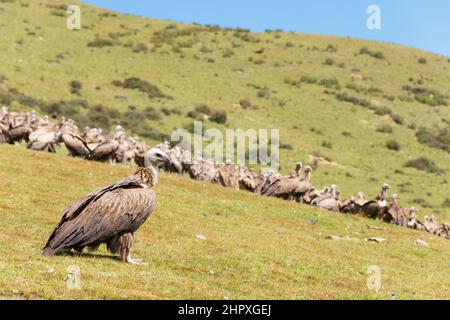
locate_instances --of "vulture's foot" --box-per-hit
[125,255,146,265]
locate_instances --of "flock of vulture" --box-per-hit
[1,106,449,242]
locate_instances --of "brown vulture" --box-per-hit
[217,160,240,190]
[62,133,91,158]
[43,148,171,264]
[261,166,313,202]
[361,184,391,219]
[88,139,119,163]
[340,196,361,214]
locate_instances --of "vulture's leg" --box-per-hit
[119,233,143,265]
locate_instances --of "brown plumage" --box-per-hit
[88,139,119,163]
[7,124,31,144]
[62,133,91,157]
[361,184,391,219]
[217,161,240,190]
[261,166,314,202]
[340,197,361,214]
[43,149,171,264]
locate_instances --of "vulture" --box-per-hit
[311,184,341,211]
[43,148,171,264]
[261,165,314,202]
[361,184,391,219]
[62,133,91,158]
[7,124,31,144]
[340,196,362,214]
[406,207,425,230]
[384,194,409,226]
[88,139,120,163]
[217,160,240,190]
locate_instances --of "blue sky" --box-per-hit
[83,0,450,57]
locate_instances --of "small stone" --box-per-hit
[196,234,207,241]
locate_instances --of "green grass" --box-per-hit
[0,0,449,220]
[0,0,450,299]
[0,144,449,299]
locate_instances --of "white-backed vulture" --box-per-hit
[43,149,171,264]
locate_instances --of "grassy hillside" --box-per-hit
[1,0,450,220]
[0,143,449,300]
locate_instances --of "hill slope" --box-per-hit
[1,0,450,220]
[0,144,449,299]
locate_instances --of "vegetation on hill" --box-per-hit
[1,144,450,299]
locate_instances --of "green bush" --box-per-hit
[416,127,450,153]
[87,38,115,48]
[113,77,169,99]
[210,110,227,124]
[323,58,335,66]
[386,140,400,151]
[69,80,82,95]
[376,124,393,134]
[404,157,444,175]
[418,58,427,64]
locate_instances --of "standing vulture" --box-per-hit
[43,148,171,264]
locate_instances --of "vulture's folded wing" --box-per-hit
[44,187,156,256]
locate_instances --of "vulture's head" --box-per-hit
[382,183,391,191]
[409,207,418,219]
[144,148,172,167]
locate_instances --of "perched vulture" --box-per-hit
[88,139,119,163]
[217,161,240,190]
[361,184,391,219]
[261,166,313,202]
[384,194,409,226]
[62,133,91,158]
[340,196,361,214]
[7,124,31,144]
[311,185,340,211]
[43,148,171,264]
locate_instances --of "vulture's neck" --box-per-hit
[148,161,159,185]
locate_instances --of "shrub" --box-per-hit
[133,43,149,53]
[257,87,270,99]
[113,77,169,99]
[239,99,252,109]
[418,57,427,64]
[69,80,82,95]
[300,75,318,84]
[323,58,335,66]
[87,38,115,48]
[319,78,340,89]
[210,110,227,124]
[404,157,444,175]
[376,124,393,134]
[143,106,161,121]
[386,140,400,151]
[321,141,332,149]
[279,143,293,150]
[415,127,450,153]
[359,47,385,60]
[195,104,211,115]
[402,85,448,106]
[442,198,450,208]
